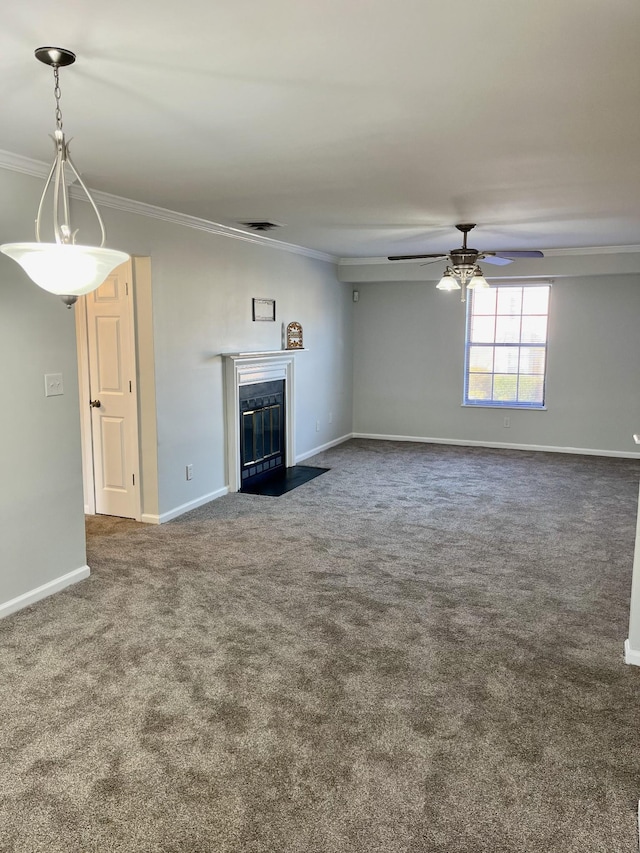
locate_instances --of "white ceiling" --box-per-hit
[2,0,639,260]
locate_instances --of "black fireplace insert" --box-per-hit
[239,380,285,490]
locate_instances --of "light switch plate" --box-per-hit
[634,434,640,445]
[44,373,64,397]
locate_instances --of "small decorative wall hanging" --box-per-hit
[286,321,303,349]
[252,298,276,321]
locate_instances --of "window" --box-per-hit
[464,283,550,408]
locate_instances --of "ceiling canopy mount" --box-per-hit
[34,46,76,68]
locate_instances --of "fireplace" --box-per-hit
[239,379,285,489]
[223,351,299,492]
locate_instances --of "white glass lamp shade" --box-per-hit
[466,268,489,290]
[0,242,130,296]
[436,270,461,291]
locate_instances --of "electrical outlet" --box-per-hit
[316,420,320,432]
[186,464,193,481]
[44,373,64,397]
[503,416,510,428]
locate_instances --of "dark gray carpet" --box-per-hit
[1,440,639,852]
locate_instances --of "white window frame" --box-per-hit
[463,281,551,410]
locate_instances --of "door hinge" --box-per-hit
[125,282,129,296]
[132,474,135,486]
[129,380,132,393]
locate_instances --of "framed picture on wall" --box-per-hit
[252,298,276,321]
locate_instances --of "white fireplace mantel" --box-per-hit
[222,350,306,492]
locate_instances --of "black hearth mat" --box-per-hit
[241,465,329,496]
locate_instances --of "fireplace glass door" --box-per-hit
[239,380,285,489]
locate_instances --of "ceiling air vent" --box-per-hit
[240,221,281,232]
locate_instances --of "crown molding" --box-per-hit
[0,148,50,179]
[0,148,336,264]
[86,189,336,262]
[541,245,640,256]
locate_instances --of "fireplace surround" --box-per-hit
[223,351,300,492]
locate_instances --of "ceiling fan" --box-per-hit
[387,223,544,301]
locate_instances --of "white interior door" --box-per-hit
[85,262,140,519]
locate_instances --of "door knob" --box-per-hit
[90,399,101,408]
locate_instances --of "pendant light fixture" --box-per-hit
[0,47,129,307]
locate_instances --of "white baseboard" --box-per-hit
[141,486,229,524]
[296,433,353,463]
[0,565,90,620]
[624,639,640,666]
[351,433,640,459]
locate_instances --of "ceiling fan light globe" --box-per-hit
[436,270,461,291]
[467,267,489,290]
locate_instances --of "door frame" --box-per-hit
[76,258,142,521]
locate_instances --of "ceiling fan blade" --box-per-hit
[481,255,513,266]
[387,253,447,261]
[419,258,449,267]
[496,250,544,259]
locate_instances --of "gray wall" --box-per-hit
[352,275,640,455]
[0,169,87,610]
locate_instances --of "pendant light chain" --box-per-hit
[53,64,64,132]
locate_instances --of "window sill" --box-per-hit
[462,403,547,411]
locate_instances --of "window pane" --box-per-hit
[468,346,494,373]
[494,347,519,374]
[522,286,550,314]
[517,375,544,404]
[470,316,495,343]
[467,374,493,400]
[493,374,518,401]
[472,288,497,315]
[497,287,522,315]
[519,347,546,375]
[495,315,520,343]
[521,316,548,343]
